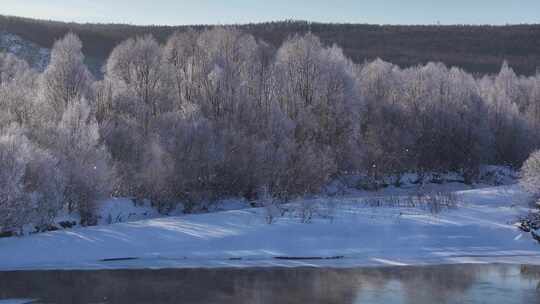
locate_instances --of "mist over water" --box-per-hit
[0,264,539,304]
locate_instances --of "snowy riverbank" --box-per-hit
[0,185,538,270]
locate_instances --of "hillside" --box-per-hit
[0,31,49,70]
[1,15,540,75]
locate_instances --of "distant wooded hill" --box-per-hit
[1,15,539,75]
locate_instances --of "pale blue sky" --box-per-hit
[1,0,539,25]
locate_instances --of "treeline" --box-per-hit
[2,15,540,75]
[0,27,539,234]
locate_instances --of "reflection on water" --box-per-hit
[0,264,539,304]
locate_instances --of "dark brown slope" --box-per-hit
[1,15,539,75]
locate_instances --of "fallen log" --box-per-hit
[100,257,139,262]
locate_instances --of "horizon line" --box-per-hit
[1,14,539,28]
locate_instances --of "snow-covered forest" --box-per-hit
[1,27,540,234]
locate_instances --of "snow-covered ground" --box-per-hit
[0,184,538,270]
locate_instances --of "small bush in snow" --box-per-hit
[297,200,315,223]
[362,192,459,214]
[517,212,540,233]
[317,199,338,223]
[258,187,284,224]
[262,199,281,225]
[422,192,459,214]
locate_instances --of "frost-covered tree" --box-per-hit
[0,128,33,233]
[103,35,171,197]
[274,33,362,174]
[135,134,176,212]
[2,27,540,227]
[0,52,31,84]
[40,33,93,119]
[163,29,201,109]
[480,63,533,166]
[413,63,490,179]
[525,75,540,144]
[0,53,38,126]
[358,60,493,184]
[358,59,413,182]
[53,99,114,225]
[193,27,261,122]
[0,126,64,234]
[106,35,170,133]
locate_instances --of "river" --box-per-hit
[0,264,539,303]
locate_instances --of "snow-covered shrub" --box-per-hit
[517,212,540,233]
[521,150,540,197]
[478,165,518,186]
[356,174,389,191]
